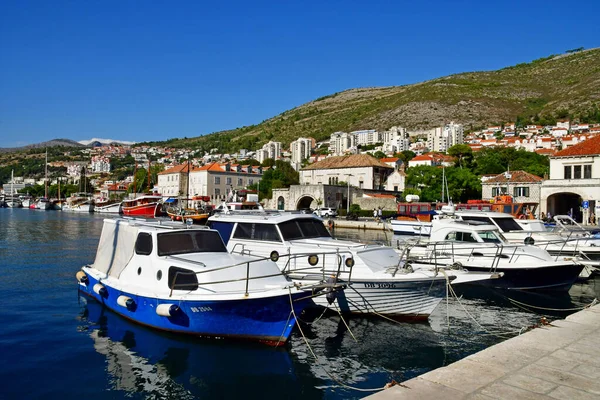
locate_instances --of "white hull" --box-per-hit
[6,200,22,208]
[390,219,432,236]
[35,201,52,210]
[21,199,31,208]
[63,203,95,212]
[94,202,122,214]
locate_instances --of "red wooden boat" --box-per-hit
[122,195,164,218]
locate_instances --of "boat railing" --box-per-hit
[230,244,355,287]
[166,250,353,297]
[120,217,210,231]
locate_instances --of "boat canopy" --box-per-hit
[164,197,177,203]
[92,219,139,278]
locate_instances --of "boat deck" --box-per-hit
[367,303,600,399]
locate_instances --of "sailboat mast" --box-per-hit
[133,162,137,197]
[147,159,151,193]
[45,149,48,198]
[186,158,191,209]
[441,167,445,203]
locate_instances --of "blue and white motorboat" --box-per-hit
[208,210,458,320]
[77,218,309,345]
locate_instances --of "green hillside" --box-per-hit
[149,48,600,152]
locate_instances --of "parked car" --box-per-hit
[298,208,313,214]
[313,207,337,217]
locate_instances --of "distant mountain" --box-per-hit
[144,48,600,153]
[0,138,85,153]
[78,138,137,146]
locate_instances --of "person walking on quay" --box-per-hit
[373,208,377,221]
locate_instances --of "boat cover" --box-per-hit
[92,220,139,278]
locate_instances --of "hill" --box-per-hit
[147,48,600,153]
[0,138,85,154]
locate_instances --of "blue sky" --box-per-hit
[1,1,599,147]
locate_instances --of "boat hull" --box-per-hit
[94,202,122,214]
[78,273,304,345]
[122,203,161,218]
[390,220,432,236]
[311,277,448,319]
[462,263,584,291]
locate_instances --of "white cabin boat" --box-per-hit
[408,219,584,291]
[208,211,454,320]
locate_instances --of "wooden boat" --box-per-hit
[167,207,210,225]
[122,194,164,218]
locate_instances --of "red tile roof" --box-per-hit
[302,154,393,170]
[380,157,400,163]
[553,134,600,157]
[484,170,543,184]
[158,163,193,175]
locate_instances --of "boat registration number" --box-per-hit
[190,306,213,313]
[364,283,396,289]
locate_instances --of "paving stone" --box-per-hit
[547,384,600,400]
[534,355,580,372]
[565,310,600,327]
[519,364,600,395]
[563,340,600,357]
[421,359,506,394]
[479,382,551,400]
[502,373,557,394]
[371,377,467,400]
[550,348,600,367]
[571,363,600,380]
[465,340,546,372]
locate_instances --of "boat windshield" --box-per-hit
[278,219,331,240]
[491,217,523,232]
[157,230,227,256]
[478,230,506,244]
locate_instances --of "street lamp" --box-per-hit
[346,174,354,214]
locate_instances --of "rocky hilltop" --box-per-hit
[152,48,600,152]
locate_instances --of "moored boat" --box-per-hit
[76,218,308,345]
[208,210,456,319]
[122,195,163,218]
[94,199,122,214]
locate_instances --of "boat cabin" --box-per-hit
[429,219,508,244]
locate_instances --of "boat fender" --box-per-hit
[93,283,108,298]
[117,295,136,310]
[524,237,535,245]
[325,275,338,305]
[76,270,89,285]
[156,304,180,317]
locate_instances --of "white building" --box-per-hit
[352,129,381,146]
[290,137,313,164]
[541,135,600,223]
[156,163,193,199]
[188,162,263,207]
[382,126,410,153]
[90,156,111,173]
[329,131,357,155]
[426,122,464,152]
[384,168,406,192]
[255,141,282,163]
[300,154,394,190]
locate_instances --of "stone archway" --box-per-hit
[296,195,316,210]
[547,192,582,222]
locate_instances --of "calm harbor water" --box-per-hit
[1,208,599,399]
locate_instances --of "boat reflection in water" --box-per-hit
[79,299,301,399]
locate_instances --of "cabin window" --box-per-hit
[157,231,227,256]
[574,165,582,179]
[584,165,592,179]
[479,231,502,243]
[233,223,281,242]
[564,166,572,179]
[279,219,331,240]
[168,266,198,291]
[135,232,153,255]
[399,205,406,213]
[445,231,478,242]
[410,205,418,214]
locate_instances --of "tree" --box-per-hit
[395,150,416,164]
[447,144,473,169]
[372,151,386,159]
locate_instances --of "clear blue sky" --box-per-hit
[1,0,599,147]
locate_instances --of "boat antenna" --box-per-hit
[45,148,48,198]
[133,161,137,196]
[147,158,151,193]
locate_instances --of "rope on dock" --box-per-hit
[287,288,387,393]
[506,296,599,313]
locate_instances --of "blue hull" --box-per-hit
[79,273,306,345]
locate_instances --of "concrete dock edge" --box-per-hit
[365,303,600,399]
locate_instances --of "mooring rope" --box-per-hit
[287,288,387,393]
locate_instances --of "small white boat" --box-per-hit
[62,193,95,212]
[76,218,310,345]
[94,199,122,214]
[34,197,52,210]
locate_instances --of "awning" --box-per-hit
[164,198,177,203]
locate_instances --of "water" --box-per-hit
[1,209,599,399]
